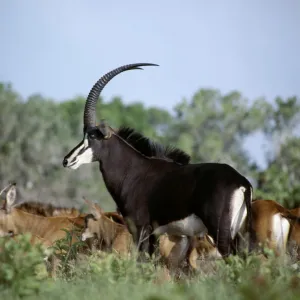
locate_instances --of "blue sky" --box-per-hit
[1,0,299,169]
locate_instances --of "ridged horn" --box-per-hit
[83,63,159,132]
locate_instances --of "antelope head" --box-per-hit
[62,63,158,170]
[81,198,105,241]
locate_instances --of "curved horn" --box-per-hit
[83,63,159,131]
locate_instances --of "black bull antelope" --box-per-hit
[62,63,253,258]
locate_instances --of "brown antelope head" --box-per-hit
[81,198,132,256]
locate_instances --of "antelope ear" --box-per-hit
[0,182,14,209]
[93,203,105,219]
[6,183,17,211]
[98,119,112,139]
[83,197,103,220]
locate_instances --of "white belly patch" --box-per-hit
[153,214,208,237]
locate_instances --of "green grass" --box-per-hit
[1,234,300,300]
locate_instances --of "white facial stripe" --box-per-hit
[69,148,94,170]
[68,142,85,163]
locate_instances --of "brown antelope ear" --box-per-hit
[0,183,13,209]
[98,119,112,139]
[6,183,17,211]
[93,203,105,219]
[83,197,104,220]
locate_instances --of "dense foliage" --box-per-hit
[0,233,299,299]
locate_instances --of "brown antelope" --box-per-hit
[0,183,87,246]
[251,199,300,257]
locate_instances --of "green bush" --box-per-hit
[49,228,87,278]
[67,251,160,283]
[1,235,300,299]
[0,233,48,297]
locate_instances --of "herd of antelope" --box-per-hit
[1,63,299,277]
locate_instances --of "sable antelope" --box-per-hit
[251,199,300,257]
[62,63,253,258]
[0,183,87,246]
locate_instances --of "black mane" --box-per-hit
[116,126,191,165]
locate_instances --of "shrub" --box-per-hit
[0,233,48,297]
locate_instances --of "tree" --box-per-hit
[256,96,300,207]
[167,89,271,175]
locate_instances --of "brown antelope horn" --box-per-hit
[83,63,159,132]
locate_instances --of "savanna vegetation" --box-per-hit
[0,82,300,299]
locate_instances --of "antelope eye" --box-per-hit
[88,130,99,140]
